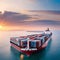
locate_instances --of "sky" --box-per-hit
[0,0,60,11]
[0,0,60,31]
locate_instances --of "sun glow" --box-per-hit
[0,25,6,30]
[0,25,3,28]
[0,25,4,30]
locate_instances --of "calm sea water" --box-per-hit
[0,30,60,60]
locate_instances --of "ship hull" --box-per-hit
[10,37,51,56]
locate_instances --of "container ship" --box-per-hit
[10,29,52,56]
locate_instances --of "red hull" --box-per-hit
[10,37,51,56]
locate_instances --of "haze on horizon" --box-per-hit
[0,0,60,31]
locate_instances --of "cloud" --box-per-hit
[24,10,60,21]
[23,20,60,26]
[30,20,60,26]
[0,11,32,26]
[29,10,60,15]
[0,10,60,27]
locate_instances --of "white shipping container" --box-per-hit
[10,37,20,46]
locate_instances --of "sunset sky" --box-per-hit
[0,0,60,31]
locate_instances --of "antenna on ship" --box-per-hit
[46,28,50,31]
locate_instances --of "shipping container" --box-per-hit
[10,37,21,46]
[29,41,36,48]
[21,40,27,48]
[36,41,41,48]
